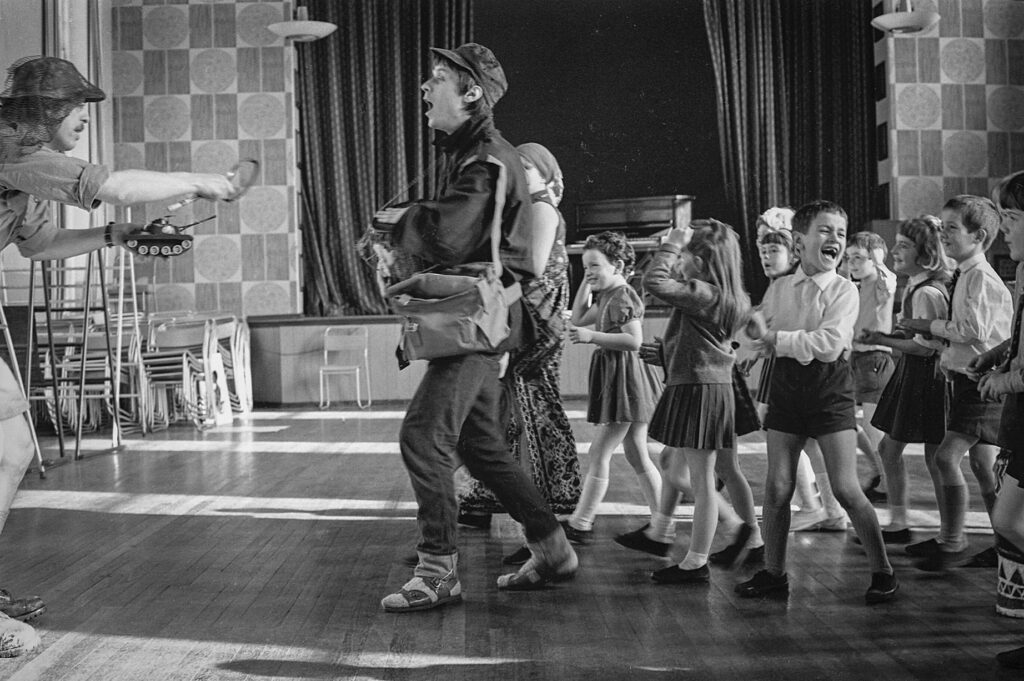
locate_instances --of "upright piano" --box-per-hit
[567,194,694,255]
[566,195,695,309]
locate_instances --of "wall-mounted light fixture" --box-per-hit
[268,6,337,42]
[871,0,940,34]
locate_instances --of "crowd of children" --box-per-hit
[536,173,1024,666]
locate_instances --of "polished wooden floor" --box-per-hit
[0,401,1021,680]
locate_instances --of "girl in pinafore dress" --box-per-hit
[861,216,950,543]
[563,231,663,543]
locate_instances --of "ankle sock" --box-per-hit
[647,511,675,543]
[679,551,708,570]
[570,475,609,531]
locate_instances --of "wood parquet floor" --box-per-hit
[0,402,1021,681]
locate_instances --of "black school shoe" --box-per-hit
[865,571,899,605]
[614,525,670,557]
[905,537,942,557]
[560,521,593,545]
[961,546,998,568]
[735,569,788,597]
[707,524,754,569]
[651,564,710,584]
[502,545,532,566]
[997,646,1024,670]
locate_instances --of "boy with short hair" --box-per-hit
[846,231,897,502]
[900,195,1012,571]
[739,199,897,605]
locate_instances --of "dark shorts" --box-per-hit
[947,372,1003,446]
[851,349,895,403]
[764,357,857,437]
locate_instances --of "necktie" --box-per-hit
[947,268,961,319]
[1005,295,1024,371]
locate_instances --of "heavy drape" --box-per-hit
[702,0,879,297]
[295,0,472,316]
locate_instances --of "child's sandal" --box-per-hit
[380,575,462,612]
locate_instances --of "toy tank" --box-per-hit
[124,217,195,257]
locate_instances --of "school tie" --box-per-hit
[947,268,961,318]
[1005,295,1024,370]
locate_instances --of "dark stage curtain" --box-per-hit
[702,0,879,297]
[295,0,472,316]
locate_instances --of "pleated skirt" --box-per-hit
[871,353,946,445]
[649,382,734,450]
[587,348,663,424]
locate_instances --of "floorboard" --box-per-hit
[0,402,1020,680]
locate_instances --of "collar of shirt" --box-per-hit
[791,266,838,291]
[907,271,930,287]
[956,251,986,275]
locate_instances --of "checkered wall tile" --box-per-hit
[111,0,299,317]
[877,0,1024,219]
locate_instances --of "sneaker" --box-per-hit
[614,525,670,557]
[789,508,827,532]
[651,564,710,584]
[0,590,45,623]
[560,520,593,545]
[457,512,492,530]
[708,524,753,569]
[997,645,1024,670]
[381,572,462,612]
[905,537,942,557]
[865,571,899,604]
[735,569,789,598]
[961,546,998,568]
[0,612,41,658]
[502,545,532,566]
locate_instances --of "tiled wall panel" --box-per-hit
[111,1,299,317]
[879,0,1024,219]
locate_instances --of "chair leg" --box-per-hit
[319,371,329,410]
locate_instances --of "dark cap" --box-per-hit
[429,43,507,108]
[0,56,105,103]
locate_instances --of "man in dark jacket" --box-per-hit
[376,43,577,612]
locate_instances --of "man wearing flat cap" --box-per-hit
[0,56,236,658]
[376,43,577,612]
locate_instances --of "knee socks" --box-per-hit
[570,475,608,531]
[680,550,708,570]
[939,484,968,550]
[888,504,908,530]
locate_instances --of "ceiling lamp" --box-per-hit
[268,6,337,42]
[871,0,941,34]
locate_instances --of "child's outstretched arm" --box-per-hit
[570,318,643,351]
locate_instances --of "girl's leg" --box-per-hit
[622,423,661,515]
[878,436,909,531]
[716,447,762,547]
[569,422,630,531]
[817,429,892,576]
[679,448,718,569]
[649,446,685,541]
[760,430,803,576]
[793,453,821,511]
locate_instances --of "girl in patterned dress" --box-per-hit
[563,231,663,543]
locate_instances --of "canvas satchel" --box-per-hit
[386,156,521,364]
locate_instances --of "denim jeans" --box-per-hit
[400,352,560,558]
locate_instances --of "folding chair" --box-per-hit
[319,325,371,409]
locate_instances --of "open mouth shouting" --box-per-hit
[820,243,841,261]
